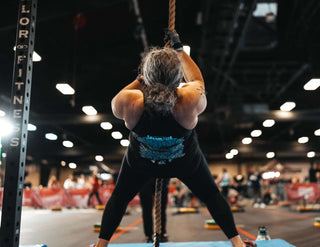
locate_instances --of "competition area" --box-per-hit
[0,0,320,247]
[1,200,318,247]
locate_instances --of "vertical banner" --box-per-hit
[0,1,37,247]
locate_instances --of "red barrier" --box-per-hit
[22,189,35,207]
[4,183,319,208]
[66,188,90,208]
[286,183,320,202]
[39,188,67,207]
[0,187,141,208]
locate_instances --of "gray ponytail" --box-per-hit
[139,47,182,114]
[143,83,177,115]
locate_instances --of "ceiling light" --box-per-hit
[32,51,42,62]
[261,172,270,180]
[45,133,58,140]
[82,106,97,115]
[298,136,309,144]
[242,137,252,144]
[61,161,66,167]
[263,119,275,127]
[56,83,75,95]
[280,102,296,111]
[0,110,5,117]
[100,122,113,130]
[225,153,233,159]
[251,129,262,137]
[304,78,320,91]
[230,149,238,155]
[0,119,13,137]
[111,131,123,139]
[262,171,280,180]
[266,152,275,159]
[2,153,6,158]
[120,139,130,147]
[68,162,77,169]
[183,45,191,55]
[95,155,104,162]
[307,151,315,158]
[314,129,320,136]
[28,123,37,131]
[62,140,74,148]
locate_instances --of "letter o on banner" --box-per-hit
[19,17,30,25]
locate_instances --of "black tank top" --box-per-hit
[126,110,203,177]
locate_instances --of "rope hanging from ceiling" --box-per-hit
[153,0,176,246]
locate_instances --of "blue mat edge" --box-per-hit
[20,245,47,247]
[20,239,295,247]
[107,239,295,247]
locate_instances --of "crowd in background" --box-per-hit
[167,167,320,209]
[1,166,319,209]
[46,171,115,191]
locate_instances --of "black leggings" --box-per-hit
[99,156,238,240]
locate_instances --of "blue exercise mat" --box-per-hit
[109,239,295,247]
[20,245,47,247]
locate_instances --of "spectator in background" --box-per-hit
[87,171,102,207]
[64,174,76,190]
[24,170,32,189]
[228,187,240,207]
[216,168,231,200]
[47,175,61,189]
[261,179,272,206]
[171,178,188,207]
[274,176,286,202]
[76,174,87,189]
[291,172,303,184]
[248,168,262,208]
[316,171,320,204]
[316,171,320,183]
[233,174,247,198]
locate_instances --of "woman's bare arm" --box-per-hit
[173,51,207,129]
[111,78,144,129]
[179,50,204,86]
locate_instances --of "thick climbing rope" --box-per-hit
[153,178,163,246]
[164,0,176,48]
[153,1,176,246]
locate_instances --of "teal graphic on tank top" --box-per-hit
[137,135,185,164]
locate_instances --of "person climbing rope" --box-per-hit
[88,29,257,247]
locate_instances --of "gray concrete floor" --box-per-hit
[1,204,320,247]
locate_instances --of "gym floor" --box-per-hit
[3,203,319,247]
